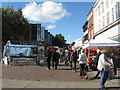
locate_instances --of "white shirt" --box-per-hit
[97,53,112,71]
[77,52,87,64]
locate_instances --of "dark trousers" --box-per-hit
[71,60,77,70]
[80,64,86,76]
[46,57,51,69]
[52,59,59,69]
[70,61,72,69]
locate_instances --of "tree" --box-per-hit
[2,6,32,44]
[52,34,66,48]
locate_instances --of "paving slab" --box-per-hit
[2,78,32,88]
[2,78,119,88]
[1,63,120,89]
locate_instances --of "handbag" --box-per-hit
[109,68,115,79]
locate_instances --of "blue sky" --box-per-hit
[2,1,95,44]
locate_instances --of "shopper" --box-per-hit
[45,47,52,70]
[91,49,102,79]
[71,49,78,72]
[107,52,116,79]
[69,50,73,70]
[64,50,69,66]
[78,49,88,79]
[97,49,112,88]
[68,50,71,65]
[52,50,60,69]
[109,53,117,75]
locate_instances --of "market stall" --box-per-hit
[82,37,120,69]
[82,37,119,49]
[2,41,38,66]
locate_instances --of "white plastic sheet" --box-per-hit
[82,37,120,49]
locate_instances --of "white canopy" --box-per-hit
[82,37,120,49]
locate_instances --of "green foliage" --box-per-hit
[2,6,32,44]
[52,34,66,48]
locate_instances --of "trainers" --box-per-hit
[85,76,89,80]
[80,76,83,79]
[47,68,50,70]
[51,67,54,69]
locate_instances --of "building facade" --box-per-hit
[31,24,41,42]
[74,38,82,49]
[82,21,89,44]
[93,0,120,41]
[30,24,53,46]
[87,8,94,40]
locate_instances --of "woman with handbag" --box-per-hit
[78,49,88,79]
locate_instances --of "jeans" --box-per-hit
[100,69,109,88]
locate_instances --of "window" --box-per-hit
[119,2,120,18]
[98,6,100,16]
[106,1,108,8]
[116,2,120,19]
[112,8,114,22]
[96,9,98,17]
[95,10,97,19]
[37,27,41,41]
[107,12,110,25]
[89,32,90,40]
[102,16,105,28]
[102,2,104,13]
[111,0,113,3]
[99,20,101,30]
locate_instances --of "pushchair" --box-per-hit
[88,57,97,71]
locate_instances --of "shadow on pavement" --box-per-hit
[56,68,72,70]
[115,76,120,79]
[105,87,120,89]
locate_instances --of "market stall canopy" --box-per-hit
[82,37,120,49]
[3,41,37,57]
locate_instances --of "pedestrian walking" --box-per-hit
[64,50,69,66]
[109,53,117,75]
[77,49,88,79]
[52,50,60,69]
[68,50,71,64]
[107,52,116,79]
[45,47,52,70]
[71,49,78,72]
[91,49,101,79]
[97,49,113,88]
[69,50,73,69]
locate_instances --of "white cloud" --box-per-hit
[22,1,71,23]
[67,35,72,39]
[46,25,56,29]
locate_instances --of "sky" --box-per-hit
[2,1,95,44]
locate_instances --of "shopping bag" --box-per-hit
[109,68,115,79]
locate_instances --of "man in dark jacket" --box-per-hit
[45,47,52,70]
[71,49,78,72]
[91,49,101,79]
[52,50,60,69]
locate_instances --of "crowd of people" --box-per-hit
[45,47,117,89]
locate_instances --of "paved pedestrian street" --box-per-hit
[0,63,120,89]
